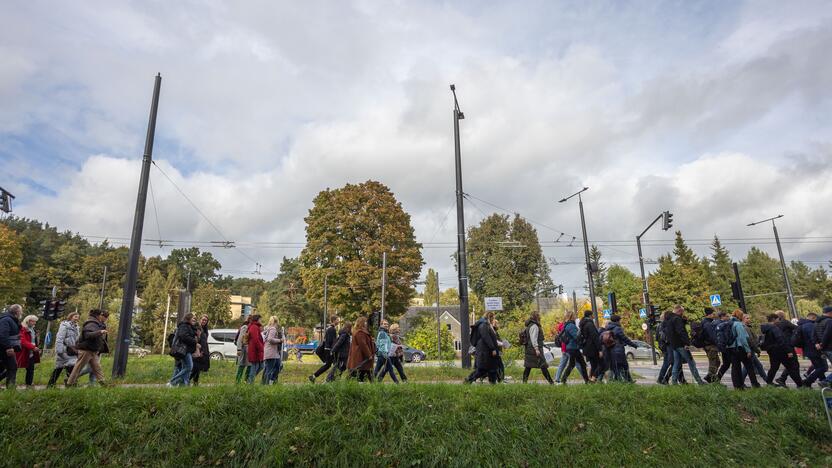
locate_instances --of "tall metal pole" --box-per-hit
[451,84,471,368]
[436,272,441,360]
[160,293,171,356]
[773,222,799,319]
[380,252,387,324]
[113,73,161,379]
[636,235,657,365]
[577,194,598,325]
[572,290,578,315]
[322,274,328,342]
[98,266,108,310]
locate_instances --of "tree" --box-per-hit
[790,261,832,306]
[606,265,642,312]
[191,283,231,327]
[740,247,787,320]
[648,232,711,322]
[268,257,321,328]
[438,287,483,318]
[404,323,455,361]
[466,213,552,312]
[300,181,423,321]
[0,224,29,307]
[588,245,607,298]
[707,236,737,311]
[424,268,439,307]
[165,247,221,289]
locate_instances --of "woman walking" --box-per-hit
[388,323,408,383]
[309,316,339,383]
[235,316,251,384]
[522,311,554,384]
[168,313,197,387]
[374,320,399,383]
[190,315,210,386]
[16,315,41,388]
[246,315,265,384]
[326,321,352,382]
[559,310,590,384]
[347,317,375,382]
[48,312,81,387]
[263,316,284,384]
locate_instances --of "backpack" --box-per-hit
[715,320,736,352]
[690,321,705,348]
[656,323,667,347]
[518,327,529,347]
[758,332,769,351]
[470,323,481,348]
[553,327,564,347]
[575,327,586,348]
[600,330,615,348]
[791,326,805,349]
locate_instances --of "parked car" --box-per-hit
[625,340,661,360]
[129,346,150,358]
[402,345,426,363]
[206,328,240,361]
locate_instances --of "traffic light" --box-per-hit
[558,284,564,295]
[662,211,674,231]
[608,292,618,314]
[40,299,50,318]
[731,262,747,312]
[0,187,13,214]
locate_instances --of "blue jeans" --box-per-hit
[375,357,399,383]
[169,353,193,386]
[247,361,264,384]
[672,347,704,384]
[555,352,571,382]
[804,354,828,386]
[658,347,672,383]
[263,358,281,384]
[741,354,767,382]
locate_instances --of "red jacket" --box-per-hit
[16,326,39,368]
[246,321,264,363]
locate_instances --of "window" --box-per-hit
[446,324,452,331]
[211,332,236,343]
[454,340,461,351]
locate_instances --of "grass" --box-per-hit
[31,355,598,385]
[0,384,829,466]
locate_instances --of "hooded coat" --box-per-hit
[54,320,80,369]
[247,320,265,364]
[476,319,500,371]
[347,328,375,371]
[579,317,601,357]
[603,321,636,356]
[16,325,38,368]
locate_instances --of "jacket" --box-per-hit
[603,321,636,355]
[263,326,283,360]
[390,333,404,358]
[322,325,337,351]
[523,319,547,369]
[0,312,21,352]
[54,320,80,368]
[331,329,351,364]
[347,328,375,371]
[563,321,581,352]
[822,316,832,351]
[665,313,690,348]
[743,323,760,355]
[477,319,500,371]
[814,316,830,350]
[175,322,197,354]
[796,318,818,357]
[774,319,797,350]
[760,323,787,354]
[729,318,751,354]
[376,328,392,357]
[701,317,718,346]
[77,318,108,353]
[193,324,211,372]
[557,322,566,352]
[247,321,265,363]
[16,325,38,368]
[579,317,601,356]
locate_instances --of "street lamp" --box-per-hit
[636,210,673,365]
[747,215,798,319]
[558,187,598,325]
[450,84,471,368]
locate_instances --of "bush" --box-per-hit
[404,322,455,361]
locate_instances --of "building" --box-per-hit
[229,295,253,320]
[399,305,463,354]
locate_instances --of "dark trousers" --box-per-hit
[716,350,732,380]
[560,350,589,383]
[375,357,399,383]
[804,354,828,386]
[24,363,35,386]
[312,355,333,378]
[389,356,407,382]
[0,353,18,389]
[766,350,802,386]
[776,351,801,384]
[586,352,602,379]
[657,347,672,383]
[349,369,373,382]
[607,351,632,382]
[47,366,72,387]
[326,360,347,382]
[730,348,759,389]
[467,367,498,384]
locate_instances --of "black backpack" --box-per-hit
[791,326,805,349]
[715,320,736,352]
[518,327,529,347]
[690,321,705,348]
[758,332,769,351]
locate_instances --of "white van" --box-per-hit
[206,328,239,361]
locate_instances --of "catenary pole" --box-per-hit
[113,73,161,379]
[451,84,471,368]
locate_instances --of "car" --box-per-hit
[402,345,426,363]
[625,340,661,360]
[128,346,150,358]
[206,328,240,361]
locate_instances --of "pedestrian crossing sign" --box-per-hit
[639,308,647,318]
[603,309,611,319]
[710,294,722,307]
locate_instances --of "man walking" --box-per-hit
[700,308,721,383]
[0,304,22,389]
[797,312,826,387]
[66,309,110,387]
[772,310,800,386]
[309,316,339,383]
[815,306,832,387]
[666,305,705,385]
[761,313,801,387]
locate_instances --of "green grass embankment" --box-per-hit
[0,384,829,466]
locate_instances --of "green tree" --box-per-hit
[589,245,607,297]
[191,283,231,327]
[790,261,831,305]
[466,214,552,312]
[740,247,787,320]
[300,181,423,321]
[424,268,440,307]
[268,257,321,328]
[706,236,737,311]
[607,265,642,312]
[135,269,166,350]
[648,232,711,322]
[165,247,221,290]
[0,224,29,306]
[404,322,455,361]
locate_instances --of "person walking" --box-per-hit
[522,311,554,384]
[246,315,265,384]
[66,310,110,387]
[347,317,375,382]
[309,316,339,383]
[190,315,210,386]
[168,313,198,387]
[16,315,41,388]
[740,314,767,384]
[553,320,571,384]
[493,319,509,382]
[374,320,399,383]
[761,313,802,387]
[713,311,733,383]
[579,310,603,382]
[727,309,760,389]
[463,312,500,384]
[796,312,825,387]
[0,305,22,389]
[262,316,284,385]
[235,317,251,384]
[817,306,832,387]
[602,315,638,382]
[772,310,800,386]
[47,312,85,387]
[666,305,706,385]
[559,310,589,384]
[387,323,408,383]
[700,308,721,383]
[326,321,352,382]
[656,311,673,384]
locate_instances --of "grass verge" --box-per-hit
[0,384,829,466]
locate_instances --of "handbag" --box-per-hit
[168,335,186,360]
[66,345,78,356]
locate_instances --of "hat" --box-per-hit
[823,306,832,315]
[703,307,714,315]
[610,314,621,322]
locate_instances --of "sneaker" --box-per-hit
[308,375,315,384]
[166,382,173,388]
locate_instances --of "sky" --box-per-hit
[2,0,831,295]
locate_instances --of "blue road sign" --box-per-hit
[603,309,611,319]
[639,308,647,319]
[710,294,722,307]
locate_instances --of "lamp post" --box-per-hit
[451,84,471,368]
[559,188,597,324]
[636,210,673,365]
[747,215,798,319]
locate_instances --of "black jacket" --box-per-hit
[579,317,602,355]
[814,316,830,349]
[774,319,797,350]
[323,325,337,350]
[175,322,198,354]
[760,323,787,354]
[665,313,690,348]
[331,329,351,363]
[0,312,21,352]
[77,318,109,353]
[701,317,718,346]
[603,321,636,355]
[193,324,211,371]
[822,316,832,351]
[476,319,499,371]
